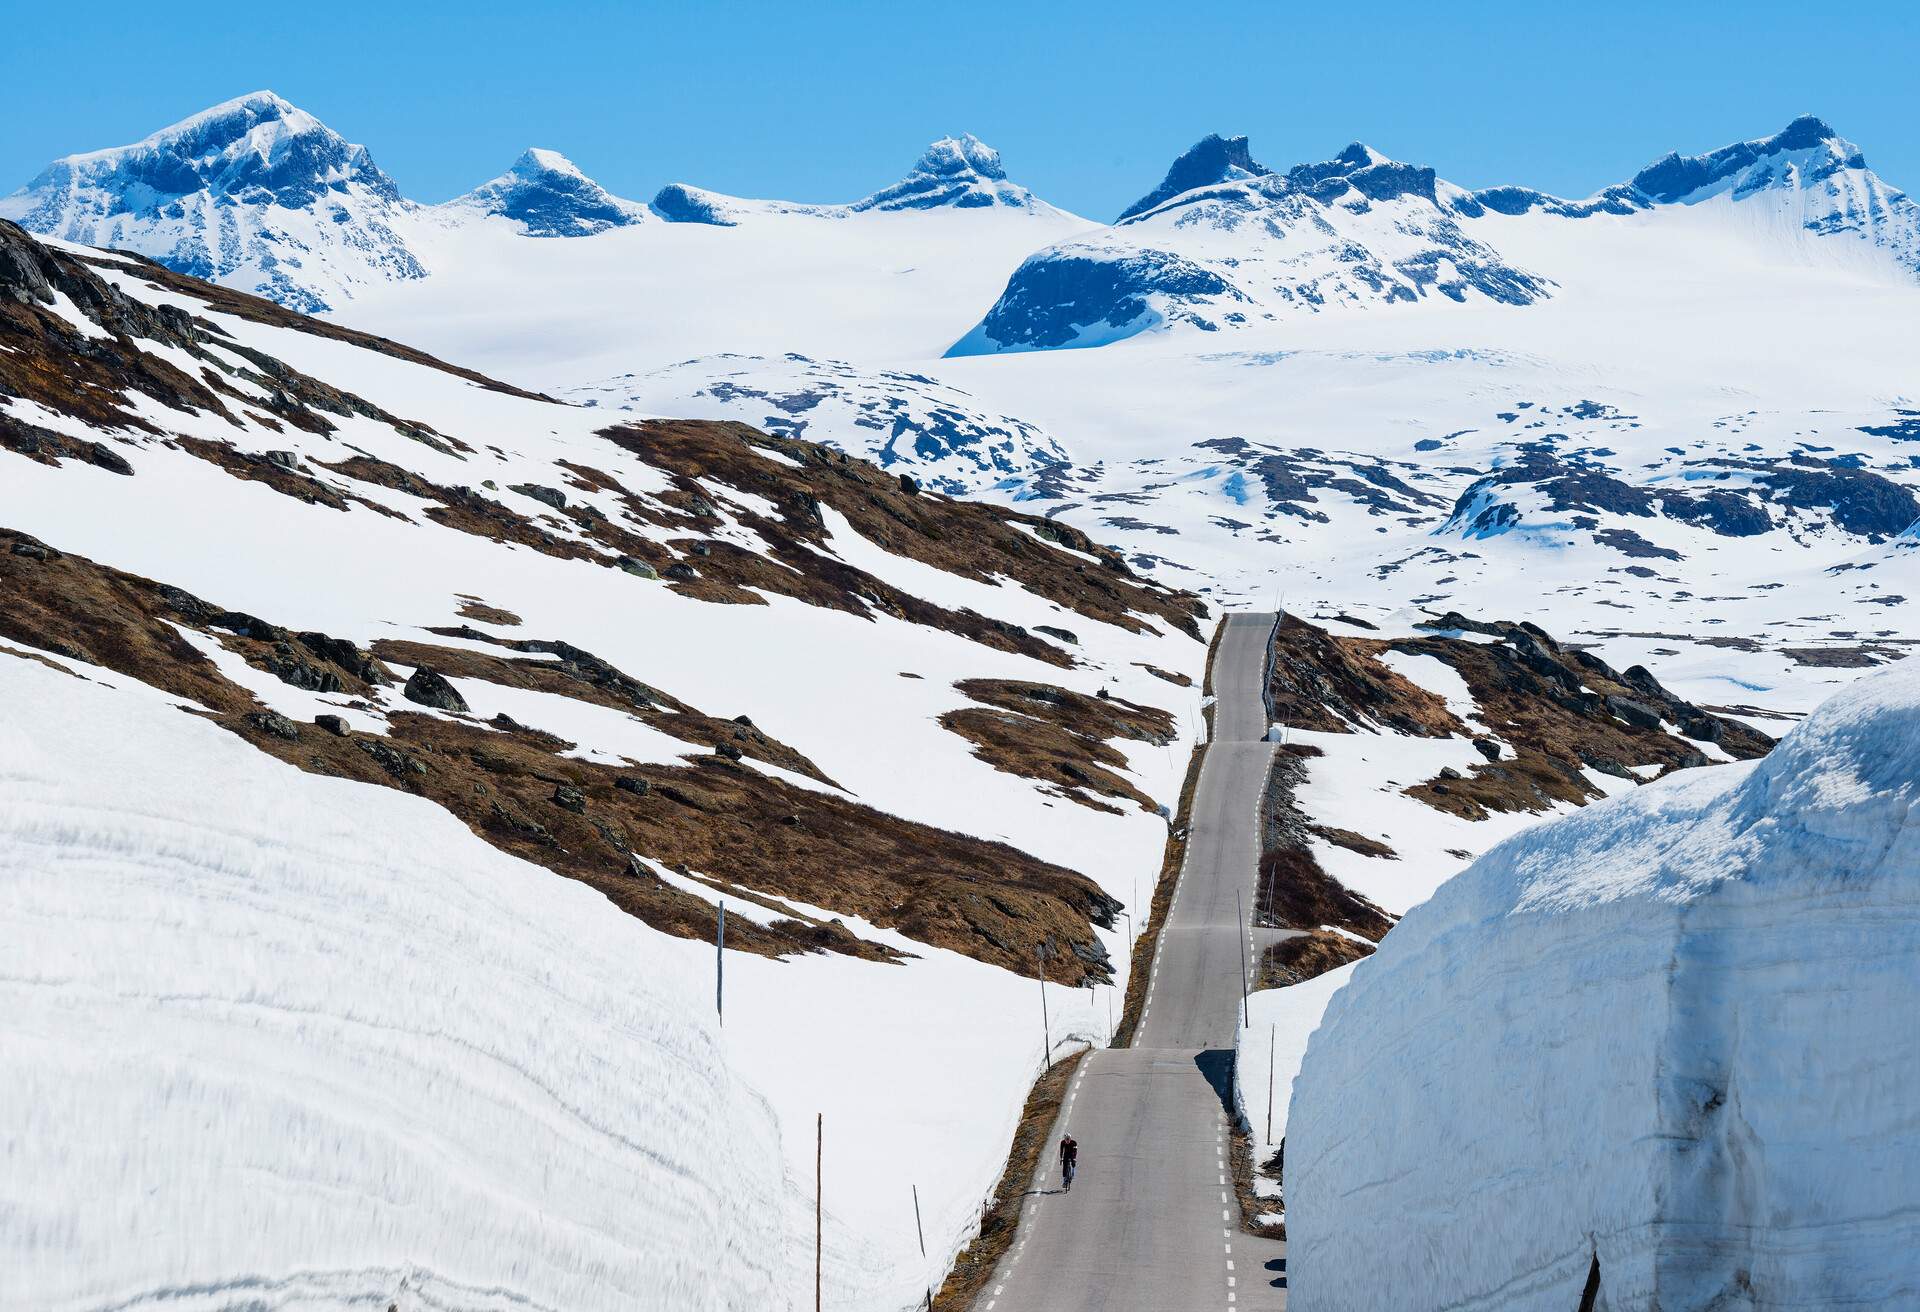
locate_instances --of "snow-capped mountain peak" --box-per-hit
[952,139,1552,354]
[854,134,1050,212]
[1446,115,1920,278]
[1629,114,1865,204]
[1118,133,1271,221]
[1627,114,1920,278]
[0,90,420,312]
[4,89,400,213]
[444,147,645,236]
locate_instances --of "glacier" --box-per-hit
[1283,657,1920,1310]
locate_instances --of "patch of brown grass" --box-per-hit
[455,596,522,626]
[1256,930,1375,990]
[1229,1118,1286,1241]
[940,679,1174,813]
[1113,742,1206,1048]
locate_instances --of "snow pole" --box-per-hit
[1036,942,1051,1071]
[1237,888,1250,1028]
[1266,1023,1276,1143]
[815,1112,823,1312]
[716,901,725,1026]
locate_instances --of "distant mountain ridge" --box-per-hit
[951,117,1920,354]
[0,96,1064,307]
[649,134,1058,225]
[5,97,1914,325]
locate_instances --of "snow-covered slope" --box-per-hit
[0,92,424,313]
[442,147,647,236]
[569,352,1069,494]
[341,194,1094,380]
[1284,658,1920,1311]
[0,218,1204,1310]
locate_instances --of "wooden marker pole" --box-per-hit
[821,1114,829,1312]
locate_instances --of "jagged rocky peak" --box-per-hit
[448,147,644,237]
[1630,114,1869,204]
[1119,133,1271,221]
[854,134,1046,212]
[1282,141,1441,205]
[3,90,399,219]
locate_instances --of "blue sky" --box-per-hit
[4,0,1916,219]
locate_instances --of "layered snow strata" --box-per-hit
[1285,659,1920,1310]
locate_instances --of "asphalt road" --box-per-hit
[980,613,1288,1311]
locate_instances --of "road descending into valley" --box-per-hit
[980,612,1288,1311]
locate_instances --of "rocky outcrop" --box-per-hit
[1118,133,1271,221]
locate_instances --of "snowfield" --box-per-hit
[1283,658,1920,1311]
[0,646,1134,1311]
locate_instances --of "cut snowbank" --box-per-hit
[0,657,796,1311]
[1233,963,1359,1178]
[1285,659,1920,1310]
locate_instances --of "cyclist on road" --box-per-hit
[1059,1133,1079,1191]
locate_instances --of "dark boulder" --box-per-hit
[244,710,301,740]
[314,713,349,736]
[1605,695,1665,731]
[403,667,468,712]
[88,441,133,476]
[510,482,568,511]
[551,784,586,814]
[358,738,428,778]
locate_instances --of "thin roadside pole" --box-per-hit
[1236,888,1250,1028]
[1036,942,1051,1070]
[821,1114,829,1312]
[1266,1023,1276,1142]
[716,901,725,1026]
[912,1183,928,1308]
